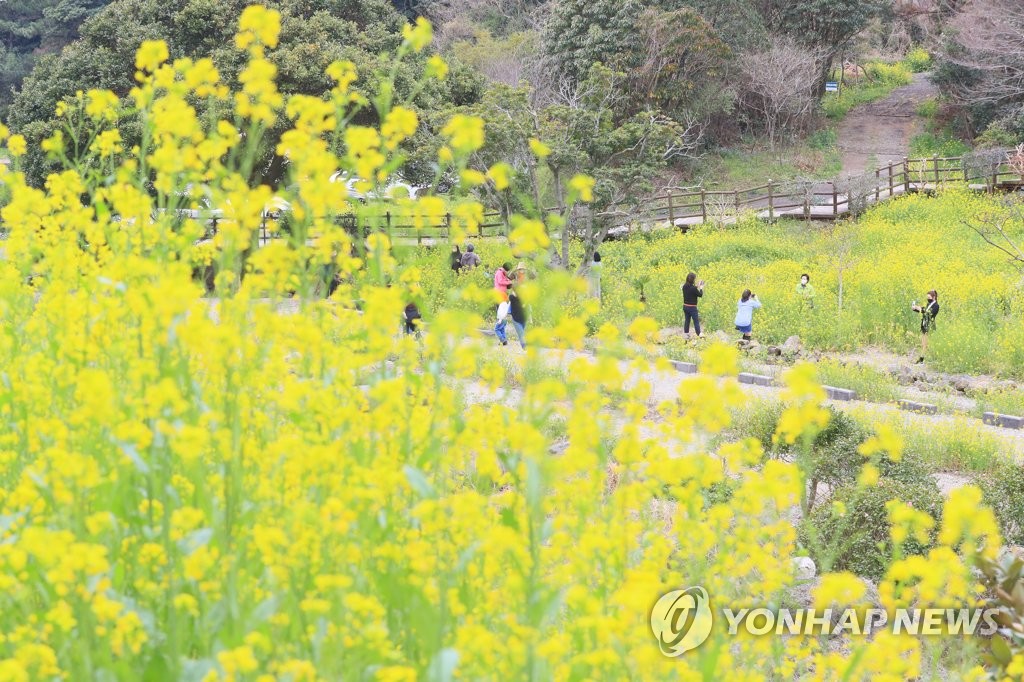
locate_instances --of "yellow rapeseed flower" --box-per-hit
[135,40,169,73]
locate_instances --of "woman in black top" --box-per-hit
[911,289,939,364]
[450,245,462,274]
[681,272,705,338]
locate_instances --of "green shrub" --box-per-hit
[865,61,913,87]
[808,128,838,151]
[727,400,783,454]
[980,463,1024,546]
[976,120,1024,149]
[806,477,942,581]
[905,47,932,73]
[802,408,934,508]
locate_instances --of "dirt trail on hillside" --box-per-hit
[835,72,938,179]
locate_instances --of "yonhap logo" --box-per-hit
[650,586,713,657]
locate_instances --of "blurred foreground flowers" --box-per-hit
[0,7,1016,680]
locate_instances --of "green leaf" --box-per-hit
[403,464,436,499]
[991,635,1012,665]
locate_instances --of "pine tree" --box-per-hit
[0,0,113,118]
[543,0,643,82]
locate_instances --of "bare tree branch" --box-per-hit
[963,197,1024,271]
[943,0,1024,106]
[738,38,821,151]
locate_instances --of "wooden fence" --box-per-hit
[223,208,509,247]
[599,150,1020,229]
[113,150,1024,246]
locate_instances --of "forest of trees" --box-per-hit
[2,0,1023,221]
[0,0,113,118]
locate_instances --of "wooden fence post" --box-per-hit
[904,157,910,193]
[888,162,894,196]
[874,167,880,202]
[667,193,675,226]
[734,190,740,216]
[700,189,706,223]
[767,180,774,221]
[803,188,810,219]
[933,155,939,185]
[832,182,838,217]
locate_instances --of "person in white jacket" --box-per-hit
[734,289,762,341]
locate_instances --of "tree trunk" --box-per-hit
[551,168,570,267]
[837,267,845,315]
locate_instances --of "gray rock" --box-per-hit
[711,330,732,344]
[782,335,802,354]
[793,556,816,580]
[897,400,938,415]
[738,339,761,352]
[824,386,857,401]
[657,327,689,344]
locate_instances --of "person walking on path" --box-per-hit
[495,297,511,346]
[508,282,527,350]
[403,301,422,337]
[450,245,463,274]
[681,272,704,338]
[734,289,762,341]
[796,273,815,309]
[911,289,939,364]
[461,243,481,270]
[494,262,513,299]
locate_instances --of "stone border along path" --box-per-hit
[478,328,1024,438]
[212,298,1024,438]
[527,344,1024,462]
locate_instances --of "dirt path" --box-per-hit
[835,72,937,179]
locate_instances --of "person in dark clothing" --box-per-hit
[403,302,422,336]
[681,272,704,338]
[508,283,527,350]
[911,290,939,364]
[450,245,462,274]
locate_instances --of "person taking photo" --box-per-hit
[681,272,704,338]
[911,290,939,364]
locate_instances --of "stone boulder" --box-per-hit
[782,335,803,355]
[793,556,816,580]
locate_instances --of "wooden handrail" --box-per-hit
[244,150,1017,242]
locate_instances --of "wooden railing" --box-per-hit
[108,150,1024,247]
[211,208,509,247]
[598,150,1020,229]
